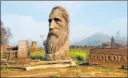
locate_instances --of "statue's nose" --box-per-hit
[50,25,54,30]
[50,21,55,30]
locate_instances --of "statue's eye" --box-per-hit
[49,19,52,23]
[54,18,61,22]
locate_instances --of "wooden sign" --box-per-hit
[18,40,29,59]
[89,48,128,67]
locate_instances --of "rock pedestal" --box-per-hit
[17,40,30,64]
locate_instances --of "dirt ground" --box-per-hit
[1,66,127,77]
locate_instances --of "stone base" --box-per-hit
[1,59,76,71]
[25,60,76,71]
[25,63,75,71]
[16,58,31,64]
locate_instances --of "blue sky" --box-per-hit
[1,1,127,46]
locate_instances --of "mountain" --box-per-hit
[74,32,110,46]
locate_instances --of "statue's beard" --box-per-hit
[46,29,68,54]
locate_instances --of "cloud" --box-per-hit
[114,18,127,36]
[98,18,127,37]
[70,23,99,43]
[30,1,85,18]
[116,18,127,27]
[2,1,84,18]
[2,14,99,46]
[1,1,86,45]
[2,14,49,46]
[1,1,126,45]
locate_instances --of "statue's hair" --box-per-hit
[50,6,70,24]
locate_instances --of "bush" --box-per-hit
[30,48,90,64]
[30,49,45,60]
[69,48,90,64]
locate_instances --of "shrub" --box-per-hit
[30,49,45,60]
[69,48,90,64]
[30,48,90,64]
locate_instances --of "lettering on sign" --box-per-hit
[90,54,127,62]
[89,48,128,67]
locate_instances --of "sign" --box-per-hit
[89,48,128,67]
[18,40,29,59]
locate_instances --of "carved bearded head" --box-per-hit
[45,6,70,55]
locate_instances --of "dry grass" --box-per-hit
[1,66,127,77]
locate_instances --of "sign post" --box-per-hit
[89,48,128,68]
[17,40,30,64]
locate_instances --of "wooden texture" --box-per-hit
[89,48,128,67]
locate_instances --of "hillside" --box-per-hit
[74,32,110,46]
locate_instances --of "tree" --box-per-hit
[101,42,109,48]
[1,20,12,46]
[109,30,126,48]
[114,30,126,48]
[110,36,116,48]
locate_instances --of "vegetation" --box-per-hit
[49,74,60,78]
[2,66,127,77]
[70,48,90,64]
[30,49,45,60]
[101,30,127,48]
[1,20,12,46]
[100,67,113,72]
[1,67,19,71]
[30,48,90,64]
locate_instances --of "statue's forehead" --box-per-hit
[49,9,63,19]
